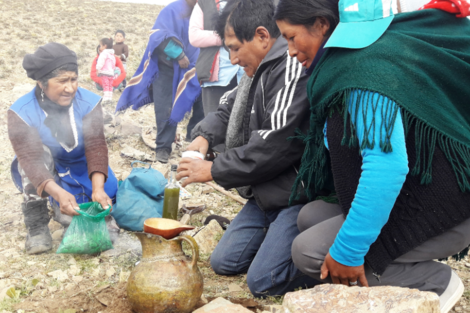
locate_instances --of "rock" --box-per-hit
[48,220,63,233]
[193,220,224,255]
[119,270,130,283]
[228,283,243,293]
[120,145,154,162]
[105,267,116,278]
[263,305,284,313]
[68,265,80,276]
[282,284,440,313]
[117,123,141,137]
[193,297,253,313]
[104,124,115,135]
[47,270,68,282]
[72,276,83,283]
[51,229,64,241]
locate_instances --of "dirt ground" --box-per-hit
[0,0,469,312]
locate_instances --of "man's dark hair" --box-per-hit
[215,0,281,43]
[274,0,339,36]
[115,29,126,38]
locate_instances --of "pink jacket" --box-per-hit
[189,3,221,82]
[96,49,116,76]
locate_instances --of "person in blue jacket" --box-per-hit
[8,43,119,255]
[275,0,470,311]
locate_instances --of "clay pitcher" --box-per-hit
[127,232,203,313]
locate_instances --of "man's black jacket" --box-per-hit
[192,37,310,211]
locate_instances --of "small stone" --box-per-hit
[456,307,463,312]
[193,220,224,255]
[282,285,440,313]
[228,283,243,293]
[72,276,83,283]
[264,305,284,313]
[465,263,470,268]
[51,229,64,241]
[68,265,80,276]
[68,257,77,265]
[106,267,116,278]
[47,270,68,282]
[47,286,57,293]
[193,297,253,313]
[117,123,141,137]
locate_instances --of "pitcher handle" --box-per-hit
[179,235,199,269]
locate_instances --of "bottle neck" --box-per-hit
[168,170,177,185]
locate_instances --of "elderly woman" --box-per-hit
[8,43,118,255]
[275,0,470,311]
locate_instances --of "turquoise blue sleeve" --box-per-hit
[328,90,409,267]
[163,40,184,60]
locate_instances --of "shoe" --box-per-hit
[440,271,464,313]
[155,149,170,163]
[22,199,52,255]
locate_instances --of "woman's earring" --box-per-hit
[41,89,44,102]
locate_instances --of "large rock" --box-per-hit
[193,219,224,255]
[282,284,440,313]
[120,145,154,162]
[193,297,252,313]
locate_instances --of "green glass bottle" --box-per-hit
[162,164,180,220]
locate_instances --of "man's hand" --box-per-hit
[176,158,213,187]
[186,136,210,156]
[56,190,81,216]
[178,56,190,69]
[320,252,369,287]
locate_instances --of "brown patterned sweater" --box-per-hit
[8,103,109,197]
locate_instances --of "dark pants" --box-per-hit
[201,76,237,116]
[153,62,204,152]
[292,200,470,296]
[210,199,319,297]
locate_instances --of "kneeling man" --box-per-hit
[177,0,320,297]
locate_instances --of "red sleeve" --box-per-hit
[90,56,102,86]
[8,110,54,196]
[112,58,126,87]
[82,103,109,179]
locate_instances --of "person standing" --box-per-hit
[116,0,204,163]
[189,0,243,116]
[113,30,129,90]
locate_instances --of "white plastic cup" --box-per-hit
[182,151,205,160]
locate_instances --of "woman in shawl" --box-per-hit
[8,43,119,255]
[274,0,470,311]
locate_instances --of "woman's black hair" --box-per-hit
[215,0,281,43]
[100,38,113,49]
[38,63,78,89]
[274,0,340,36]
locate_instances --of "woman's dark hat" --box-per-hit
[23,43,77,81]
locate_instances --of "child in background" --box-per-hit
[113,30,129,90]
[96,38,116,102]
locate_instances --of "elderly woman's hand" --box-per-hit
[56,190,81,216]
[91,172,112,211]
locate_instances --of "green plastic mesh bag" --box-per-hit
[57,202,113,254]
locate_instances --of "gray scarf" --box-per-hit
[225,74,254,199]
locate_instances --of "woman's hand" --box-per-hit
[44,181,80,216]
[92,188,112,211]
[91,172,112,211]
[56,190,81,216]
[186,136,210,156]
[320,252,369,287]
